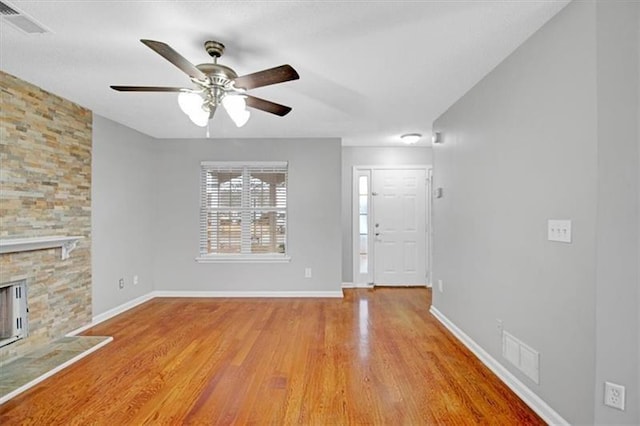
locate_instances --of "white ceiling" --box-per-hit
[1,0,569,146]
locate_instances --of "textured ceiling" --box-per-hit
[1,1,569,146]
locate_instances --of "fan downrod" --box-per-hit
[204,40,225,58]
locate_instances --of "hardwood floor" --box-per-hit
[0,288,544,425]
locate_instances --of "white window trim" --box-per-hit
[201,161,288,168]
[197,161,289,264]
[196,254,292,264]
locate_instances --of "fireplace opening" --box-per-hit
[0,280,28,348]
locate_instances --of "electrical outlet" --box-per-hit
[133,275,139,285]
[118,278,124,289]
[604,381,625,410]
[496,319,503,336]
[304,267,312,278]
[437,279,443,293]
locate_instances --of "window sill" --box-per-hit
[195,255,292,264]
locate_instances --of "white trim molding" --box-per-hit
[195,255,291,264]
[342,282,374,289]
[201,161,288,168]
[429,306,569,426]
[92,293,156,325]
[152,290,343,298]
[69,289,343,337]
[0,235,84,260]
[69,289,344,336]
[67,293,154,336]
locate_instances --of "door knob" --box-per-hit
[375,223,379,227]
[375,233,380,236]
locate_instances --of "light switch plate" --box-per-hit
[548,219,572,243]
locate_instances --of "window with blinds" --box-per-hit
[199,162,288,260]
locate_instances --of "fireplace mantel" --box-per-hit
[0,236,84,260]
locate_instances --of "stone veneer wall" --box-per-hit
[0,71,92,362]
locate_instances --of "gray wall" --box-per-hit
[152,138,342,293]
[92,115,155,315]
[341,146,432,282]
[92,132,342,298]
[433,1,639,423]
[593,1,639,424]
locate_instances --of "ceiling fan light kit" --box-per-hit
[177,92,208,126]
[222,95,250,127]
[111,39,299,132]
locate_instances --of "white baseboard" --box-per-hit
[429,306,568,426]
[342,283,430,289]
[0,336,113,405]
[67,293,154,336]
[342,282,374,289]
[68,289,343,336]
[152,290,344,298]
[93,293,156,323]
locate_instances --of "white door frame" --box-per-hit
[352,165,432,287]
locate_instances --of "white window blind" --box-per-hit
[199,162,288,260]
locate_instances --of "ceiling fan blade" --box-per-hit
[140,39,207,81]
[110,85,187,92]
[245,95,292,116]
[233,65,299,90]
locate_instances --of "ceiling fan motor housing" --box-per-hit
[196,63,238,89]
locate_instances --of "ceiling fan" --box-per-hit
[111,39,299,128]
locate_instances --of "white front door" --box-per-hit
[372,169,427,285]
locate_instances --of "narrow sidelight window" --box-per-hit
[358,174,369,274]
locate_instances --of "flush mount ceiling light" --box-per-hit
[400,133,422,144]
[111,39,299,130]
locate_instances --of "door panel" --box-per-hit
[373,169,426,285]
[403,196,416,230]
[403,241,417,272]
[381,242,397,273]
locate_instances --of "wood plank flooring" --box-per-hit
[0,288,544,425]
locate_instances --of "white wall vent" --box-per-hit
[502,330,540,384]
[0,1,49,34]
